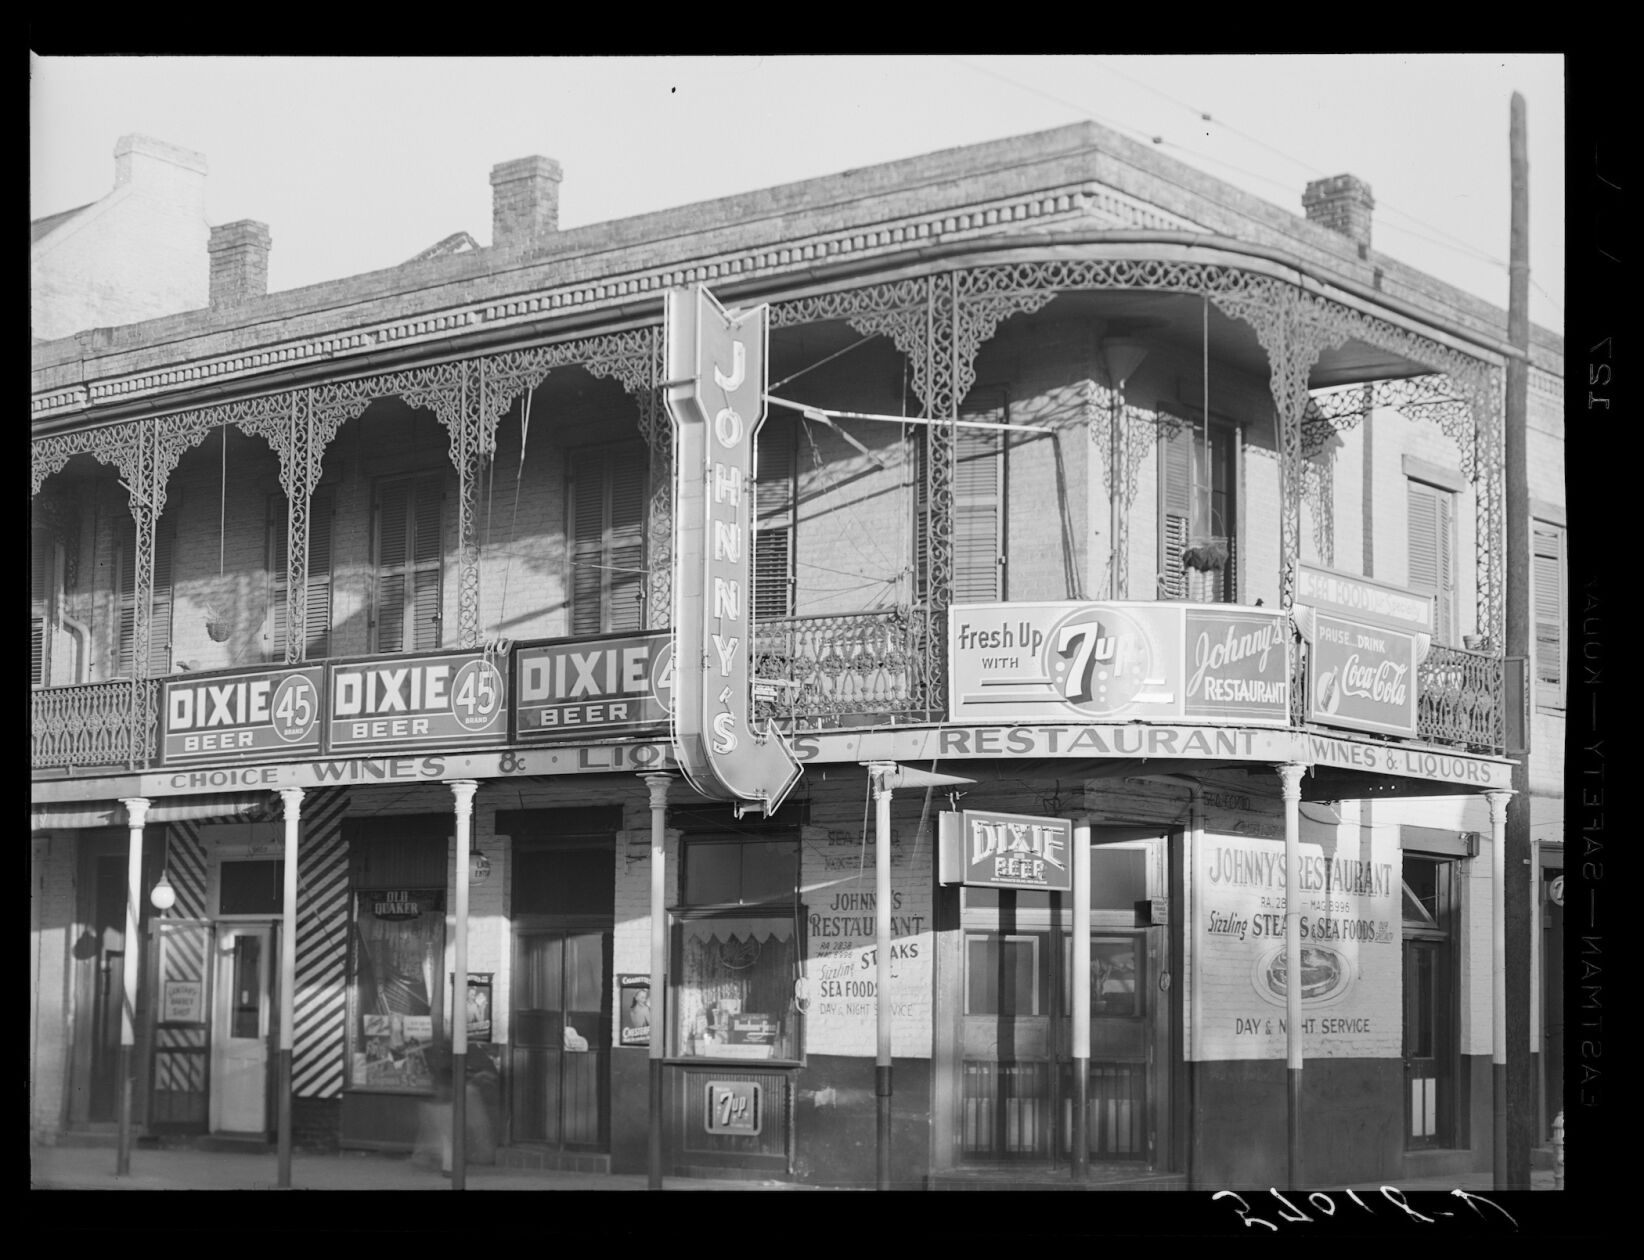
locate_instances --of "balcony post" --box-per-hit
[115,796,150,1176]
[642,772,672,1189]
[1485,788,1513,1190]
[868,761,897,1190]
[277,787,303,1187]
[1276,763,1307,1188]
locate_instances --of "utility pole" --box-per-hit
[1502,90,1534,1191]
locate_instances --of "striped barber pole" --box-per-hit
[292,788,349,1098]
[153,821,212,1125]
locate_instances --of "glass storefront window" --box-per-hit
[348,888,446,1092]
[672,916,800,1061]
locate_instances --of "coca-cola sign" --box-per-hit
[1305,614,1417,737]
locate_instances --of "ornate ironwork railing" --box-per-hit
[31,678,158,771]
[1417,643,1504,753]
[753,608,929,728]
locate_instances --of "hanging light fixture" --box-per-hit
[150,832,177,911]
[468,841,492,885]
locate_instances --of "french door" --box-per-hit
[510,928,611,1149]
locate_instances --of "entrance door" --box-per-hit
[210,924,273,1134]
[511,929,611,1149]
[957,834,1171,1166]
[87,854,129,1124]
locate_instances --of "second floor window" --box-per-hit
[1533,520,1565,709]
[568,444,646,635]
[117,520,174,677]
[372,474,443,653]
[754,419,797,619]
[1159,411,1237,602]
[31,530,61,687]
[953,387,1008,604]
[268,489,333,661]
[1407,478,1456,645]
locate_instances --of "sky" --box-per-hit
[30,54,1565,331]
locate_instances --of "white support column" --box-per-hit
[449,779,478,1191]
[1485,788,1513,1189]
[642,773,672,1191]
[277,787,304,1188]
[869,762,896,1191]
[115,796,149,1177]
[1276,764,1307,1189]
[1071,819,1091,1178]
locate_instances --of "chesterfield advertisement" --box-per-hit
[1191,831,1400,1061]
[949,602,1289,725]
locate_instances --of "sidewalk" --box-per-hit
[29,1143,834,1192]
[30,1141,1561,1194]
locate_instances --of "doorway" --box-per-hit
[210,924,274,1135]
[510,929,611,1148]
[954,832,1172,1167]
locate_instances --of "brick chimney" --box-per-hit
[490,156,562,250]
[208,220,272,305]
[1302,174,1375,254]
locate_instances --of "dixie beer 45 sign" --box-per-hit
[939,809,1074,892]
[326,650,507,753]
[513,631,672,742]
[160,665,325,765]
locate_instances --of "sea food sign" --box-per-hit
[665,285,801,816]
[512,631,672,742]
[159,665,325,766]
[948,602,1289,725]
[939,809,1073,891]
[326,650,507,754]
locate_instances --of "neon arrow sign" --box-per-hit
[665,286,802,817]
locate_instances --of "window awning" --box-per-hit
[30,792,279,831]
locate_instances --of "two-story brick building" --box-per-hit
[30,121,1563,1189]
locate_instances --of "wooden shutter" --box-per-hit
[569,445,647,635]
[1533,523,1564,706]
[754,419,797,619]
[1407,481,1454,644]
[373,475,443,653]
[270,490,334,660]
[1158,424,1194,600]
[31,532,53,686]
[117,523,174,677]
[953,389,1006,604]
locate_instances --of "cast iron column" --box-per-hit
[1277,764,1307,1188]
[277,787,304,1187]
[870,762,895,1190]
[115,796,150,1177]
[449,780,478,1190]
[1486,788,1513,1189]
[643,773,672,1190]
[1071,820,1091,1179]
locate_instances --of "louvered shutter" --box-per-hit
[30,533,52,686]
[912,431,929,607]
[953,390,1006,604]
[373,475,443,653]
[270,491,334,660]
[1533,523,1564,706]
[117,524,173,677]
[1158,424,1194,600]
[754,419,797,619]
[1407,481,1454,644]
[569,445,647,635]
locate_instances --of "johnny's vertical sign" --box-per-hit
[665,286,801,816]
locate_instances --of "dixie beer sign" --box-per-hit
[513,631,672,742]
[160,665,324,765]
[940,809,1073,892]
[664,285,801,816]
[326,650,507,754]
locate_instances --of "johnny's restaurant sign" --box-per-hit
[949,602,1289,725]
[939,810,1073,891]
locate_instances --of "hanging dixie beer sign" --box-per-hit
[512,630,672,742]
[159,664,325,765]
[326,649,507,754]
[665,285,801,816]
[939,809,1073,891]
[949,602,1289,725]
